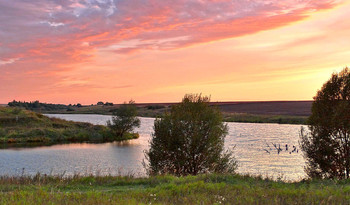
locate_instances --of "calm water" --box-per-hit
[0,114,307,181]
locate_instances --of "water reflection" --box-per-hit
[0,142,57,150]
[0,115,307,181]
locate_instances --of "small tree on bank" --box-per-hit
[145,94,236,176]
[107,100,140,139]
[300,67,350,179]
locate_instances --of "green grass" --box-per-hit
[224,113,308,125]
[0,174,349,204]
[0,107,138,146]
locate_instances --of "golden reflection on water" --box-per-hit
[2,140,144,151]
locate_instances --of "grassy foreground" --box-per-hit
[0,107,138,146]
[0,174,349,204]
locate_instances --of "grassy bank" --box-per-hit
[0,107,138,146]
[0,174,349,204]
[38,104,168,118]
[224,113,308,125]
[38,106,308,125]
[7,101,310,125]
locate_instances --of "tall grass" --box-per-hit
[0,173,350,204]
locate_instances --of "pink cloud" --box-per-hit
[0,0,341,58]
[0,0,343,103]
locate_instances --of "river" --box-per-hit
[0,114,307,181]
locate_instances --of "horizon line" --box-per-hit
[1,100,314,106]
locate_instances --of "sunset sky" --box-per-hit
[1,0,349,104]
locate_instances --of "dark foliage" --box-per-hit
[97,101,113,106]
[145,94,236,176]
[107,100,140,138]
[8,100,68,111]
[300,67,350,179]
[104,102,114,106]
[66,107,75,112]
[146,105,166,110]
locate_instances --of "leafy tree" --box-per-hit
[104,102,114,106]
[300,67,350,179]
[107,100,140,138]
[145,94,236,176]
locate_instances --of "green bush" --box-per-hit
[107,100,140,138]
[145,94,237,176]
[0,129,6,137]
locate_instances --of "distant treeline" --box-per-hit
[97,101,114,106]
[8,100,70,111]
[7,100,116,112]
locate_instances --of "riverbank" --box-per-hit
[0,107,138,145]
[0,174,349,204]
[224,113,308,125]
[43,106,308,125]
[6,101,311,125]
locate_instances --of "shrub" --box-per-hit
[107,100,140,139]
[145,94,236,176]
[146,105,166,110]
[0,129,5,137]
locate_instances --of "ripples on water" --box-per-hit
[0,114,307,181]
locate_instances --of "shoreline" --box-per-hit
[0,107,139,147]
[44,112,308,125]
[5,100,311,125]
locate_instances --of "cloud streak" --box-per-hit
[0,0,345,103]
[0,0,341,60]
